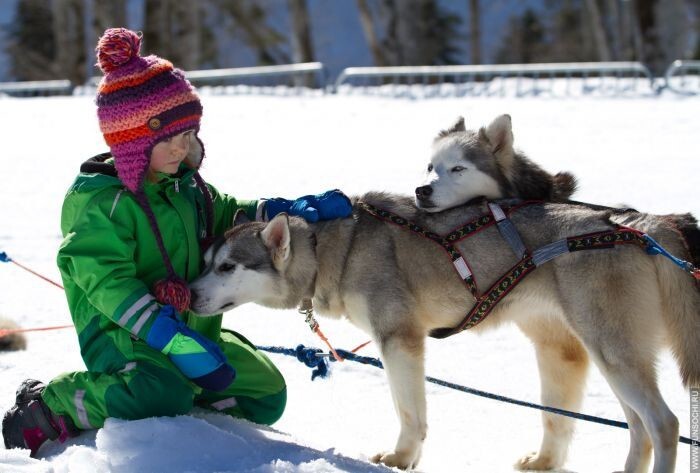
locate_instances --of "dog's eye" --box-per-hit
[451,166,466,173]
[427,164,433,172]
[218,263,236,272]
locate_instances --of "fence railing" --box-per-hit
[0,79,73,97]
[5,60,700,98]
[84,62,326,93]
[663,60,700,96]
[333,62,655,96]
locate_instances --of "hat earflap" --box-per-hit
[134,192,191,312]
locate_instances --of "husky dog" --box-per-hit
[190,197,699,472]
[416,115,577,212]
[0,317,27,351]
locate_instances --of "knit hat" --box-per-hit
[95,28,214,312]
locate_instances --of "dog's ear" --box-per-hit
[437,116,466,138]
[479,114,514,172]
[479,114,513,153]
[233,208,251,227]
[261,213,291,268]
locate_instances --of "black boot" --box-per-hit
[2,379,79,457]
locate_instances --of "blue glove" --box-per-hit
[146,305,235,391]
[264,189,352,223]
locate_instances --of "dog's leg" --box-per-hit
[370,332,427,470]
[514,319,589,471]
[614,399,652,473]
[591,354,678,473]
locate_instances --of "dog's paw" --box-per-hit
[514,451,557,471]
[370,450,417,470]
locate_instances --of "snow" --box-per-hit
[0,89,697,472]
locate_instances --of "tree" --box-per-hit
[143,0,202,70]
[5,0,56,81]
[584,0,612,61]
[52,0,86,85]
[356,0,388,66]
[356,0,462,67]
[216,0,290,66]
[468,0,481,64]
[633,0,664,74]
[92,0,127,41]
[288,0,315,86]
[495,8,548,63]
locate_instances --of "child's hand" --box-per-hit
[264,189,352,223]
[145,305,235,391]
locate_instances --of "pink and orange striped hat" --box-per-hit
[94,28,212,312]
[95,27,203,193]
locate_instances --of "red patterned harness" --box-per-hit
[359,200,649,339]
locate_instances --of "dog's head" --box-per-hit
[189,211,317,316]
[415,114,515,212]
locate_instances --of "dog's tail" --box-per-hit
[551,172,578,201]
[0,317,26,351]
[657,213,700,388]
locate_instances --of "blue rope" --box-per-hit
[257,344,693,446]
[642,233,697,275]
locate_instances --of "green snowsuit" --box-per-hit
[42,155,286,430]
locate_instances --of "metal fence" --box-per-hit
[0,79,73,97]
[333,62,655,97]
[79,62,326,96]
[664,60,700,96]
[3,60,700,98]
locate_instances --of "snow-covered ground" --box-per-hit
[0,90,697,472]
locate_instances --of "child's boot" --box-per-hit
[2,379,79,456]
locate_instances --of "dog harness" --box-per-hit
[359,200,696,339]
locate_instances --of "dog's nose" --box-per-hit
[415,185,433,198]
[189,289,198,306]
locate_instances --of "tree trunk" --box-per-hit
[356,0,387,66]
[92,0,127,39]
[288,0,315,86]
[584,0,611,61]
[218,0,289,66]
[144,0,172,59]
[606,0,621,60]
[633,0,663,74]
[173,1,200,70]
[52,0,85,85]
[468,0,481,64]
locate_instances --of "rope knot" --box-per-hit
[295,344,330,380]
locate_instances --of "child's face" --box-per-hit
[150,130,194,175]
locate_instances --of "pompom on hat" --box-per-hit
[95,28,214,312]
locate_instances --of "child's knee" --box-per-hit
[241,387,287,425]
[106,367,194,420]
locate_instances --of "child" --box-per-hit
[2,28,351,457]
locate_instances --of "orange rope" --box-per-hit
[312,326,345,362]
[10,260,64,290]
[350,340,372,353]
[0,324,74,338]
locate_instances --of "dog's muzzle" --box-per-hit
[415,185,436,208]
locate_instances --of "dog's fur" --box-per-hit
[415,115,577,212]
[190,196,699,472]
[0,317,27,351]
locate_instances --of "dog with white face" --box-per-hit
[415,115,577,212]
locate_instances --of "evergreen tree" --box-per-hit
[495,8,547,63]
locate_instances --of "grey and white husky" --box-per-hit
[416,114,577,212]
[190,196,699,472]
